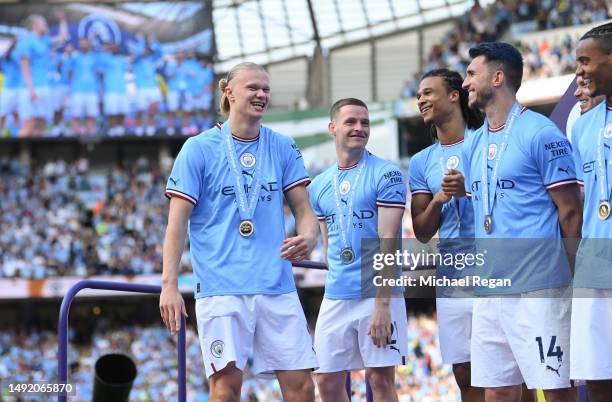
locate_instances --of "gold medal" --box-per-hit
[598,201,611,220]
[239,220,254,237]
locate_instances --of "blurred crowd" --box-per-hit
[400,0,610,98]
[0,157,193,279]
[0,314,456,402]
[0,12,214,138]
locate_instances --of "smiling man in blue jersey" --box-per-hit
[410,69,484,402]
[570,22,612,402]
[160,62,318,402]
[67,39,99,136]
[15,12,67,137]
[97,42,129,137]
[310,98,408,402]
[460,42,582,402]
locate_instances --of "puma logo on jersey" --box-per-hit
[546,363,562,377]
[169,177,179,185]
[341,198,348,206]
[557,166,570,174]
[242,170,254,178]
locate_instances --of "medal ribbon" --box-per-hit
[222,122,267,222]
[596,108,611,203]
[438,155,462,228]
[481,102,522,222]
[332,151,368,254]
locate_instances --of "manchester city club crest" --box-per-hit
[240,152,256,168]
[605,123,612,139]
[78,14,122,48]
[211,340,224,358]
[488,143,498,160]
[339,180,351,195]
[446,155,460,170]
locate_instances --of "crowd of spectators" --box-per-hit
[401,0,610,98]
[0,157,192,279]
[0,314,456,401]
[0,12,214,139]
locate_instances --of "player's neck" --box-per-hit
[484,94,516,130]
[228,115,261,139]
[337,147,365,169]
[435,110,466,145]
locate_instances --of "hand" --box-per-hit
[368,302,392,348]
[441,169,466,197]
[280,234,315,263]
[433,190,452,205]
[159,285,187,334]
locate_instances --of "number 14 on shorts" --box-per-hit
[535,336,563,363]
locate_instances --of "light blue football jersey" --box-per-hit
[14,33,52,87]
[462,104,577,295]
[571,101,612,289]
[164,61,189,92]
[409,130,476,280]
[67,52,99,93]
[165,122,310,299]
[309,151,406,299]
[132,40,161,89]
[97,51,128,94]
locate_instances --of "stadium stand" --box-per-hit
[400,0,610,97]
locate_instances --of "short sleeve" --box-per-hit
[281,138,310,192]
[308,179,325,220]
[571,122,584,185]
[408,153,432,196]
[531,125,578,189]
[13,38,30,60]
[165,138,204,205]
[376,163,406,209]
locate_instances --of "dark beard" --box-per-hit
[470,86,494,111]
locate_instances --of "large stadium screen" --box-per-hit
[0,2,215,139]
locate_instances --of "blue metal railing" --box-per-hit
[57,280,186,402]
[57,263,376,402]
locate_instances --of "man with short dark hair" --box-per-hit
[310,98,408,402]
[411,68,484,402]
[570,22,612,402]
[461,42,582,402]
